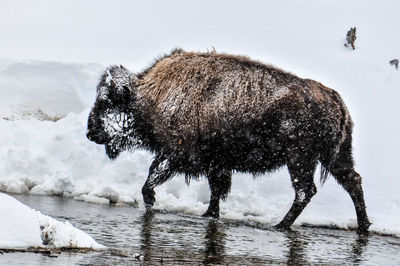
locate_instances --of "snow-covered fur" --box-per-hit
[87,49,370,234]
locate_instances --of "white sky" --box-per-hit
[1,0,398,68]
[0,0,276,66]
[0,0,373,68]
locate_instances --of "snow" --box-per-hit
[0,59,102,119]
[0,0,400,248]
[0,192,105,249]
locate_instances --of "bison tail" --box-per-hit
[320,164,330,185]
[318,131,343,185]
[319,90,353,185]
[319,121,354,185]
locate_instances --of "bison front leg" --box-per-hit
[142,155,174,210]
[276,160,317,230]
[202,168,232,218]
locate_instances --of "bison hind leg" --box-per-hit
[326,136,371,234]
[276,158,317,230]
[202,167,232,218]
[329,165,371,234]
[332,168,371,235]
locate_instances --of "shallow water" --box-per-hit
[1,194,400,265]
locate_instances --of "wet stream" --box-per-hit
[1,194,400,265]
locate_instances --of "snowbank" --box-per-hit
[1,0,400,238]
[0,192,104,249]
[0,59,102,119]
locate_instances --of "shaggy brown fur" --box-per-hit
[135,51,349,178]
[87,49,370,234]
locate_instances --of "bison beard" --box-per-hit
[87,49,371,234]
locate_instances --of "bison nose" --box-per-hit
[86,130,94,141]
[87,130,108,145]
[86,130,100,143]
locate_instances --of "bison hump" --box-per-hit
[136,52,301,149]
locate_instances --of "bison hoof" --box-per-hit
[357,228,369,236]
[357,226,370,236]
[202,210,219,218]
[142,187,155,210]
[274,222,291,231]
[357,220,371,236]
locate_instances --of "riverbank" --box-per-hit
[1,194,398,265]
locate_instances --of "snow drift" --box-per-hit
[0,59,102,119]
[0,192,104,249]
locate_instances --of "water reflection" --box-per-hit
[283,229,309,265]
[203,219,226,264]
[350,234,369,264]
[139,210,155,262]
[139,211,228,264]
[138,209,372,265]
[281,227,370,265]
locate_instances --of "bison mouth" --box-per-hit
[105,141,121,160]
[87,130,119,159]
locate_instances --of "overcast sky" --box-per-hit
[1,0,397,71]
[0,1,347,66]
[1,0,273,65]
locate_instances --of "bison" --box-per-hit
[87,49,371,234]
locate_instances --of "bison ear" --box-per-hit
[105,65,132,92]
[104,65,134,102]
[105,68,115,87]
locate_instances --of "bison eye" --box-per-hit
[114,86,131,104]
[95,97,111,109]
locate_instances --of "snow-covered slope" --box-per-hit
[0,59,102,119]
[0,192,104,249]
[0,0,399,241]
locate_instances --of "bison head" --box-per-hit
[87,65,140,159]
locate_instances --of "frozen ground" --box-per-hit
[0,0,400,250]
